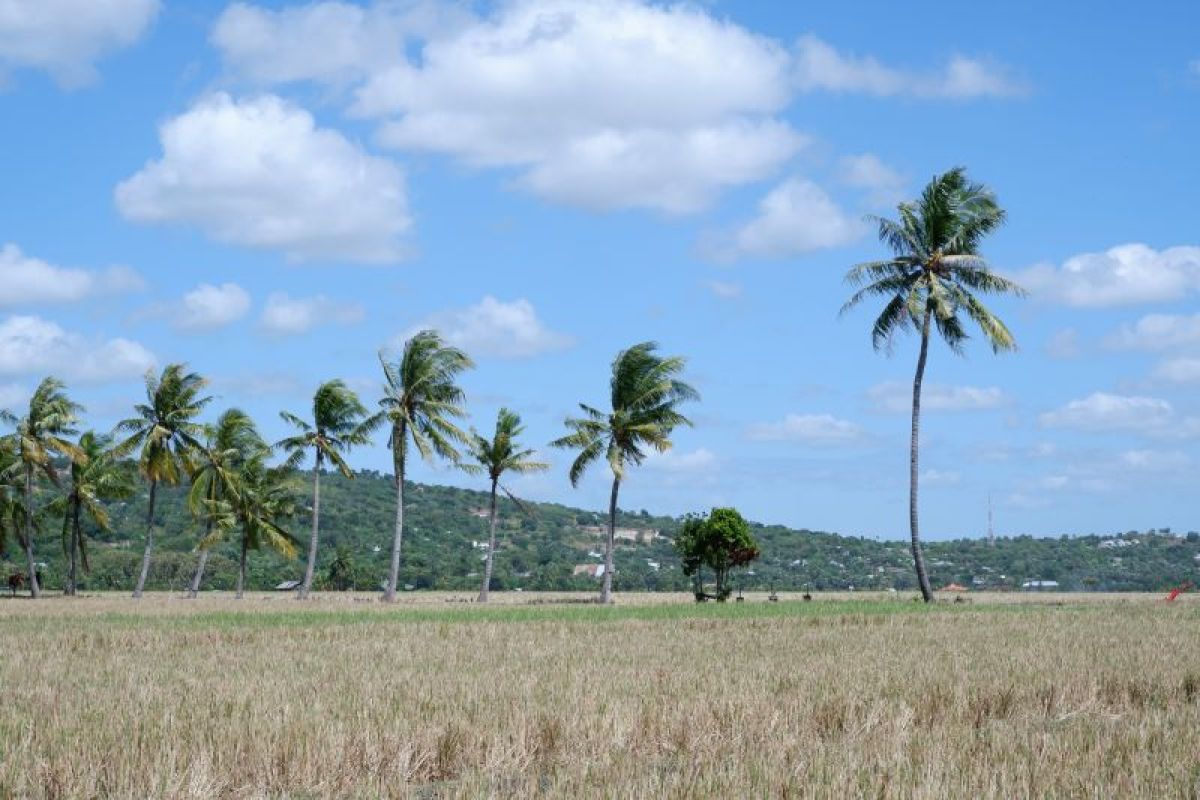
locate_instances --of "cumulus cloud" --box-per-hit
[1106,313,1200,352]
[0,243,143,306]
[260,292,365,336]
[643,447,718,474]
[403,296,573,359]
[792,34,1025,98]
[704,178,863,261]
[1039,392,1175,433]
[868,381,1008,413]
[0,0,159,87]
[837,153,906,207]
[170,283,252,332]
[1014,244,1200,307]
[220,0,802,214]
[1151,357,1200,385]
[746,413,865,445]
[0,315,155,382]
[115,93,410,263]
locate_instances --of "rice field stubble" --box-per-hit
[1,592,1198,798]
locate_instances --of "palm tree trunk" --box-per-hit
[60,504,73,596]
[478,477,499,603]
[68,496,81,596]
[600,475,620,604]
[23,465,40,598]
[298,454,322,600]
[236,535,247,599]
[910,309,935,603]
[187,520,212,599]
[133,479,157,599]
[386,448,405,604]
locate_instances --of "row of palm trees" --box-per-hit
[1,167,1023,604]
[0,333,698,604]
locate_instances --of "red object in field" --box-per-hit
[1166,582,1193,602]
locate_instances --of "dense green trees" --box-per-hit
[676,508,760,602]
[842,168,1024,602]
[553,342,698,604]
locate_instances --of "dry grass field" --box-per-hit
[1,591,1199,798]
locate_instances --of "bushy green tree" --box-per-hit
[675,507,760,602]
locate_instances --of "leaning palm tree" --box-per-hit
[186,409,260,598]
[841,167,1025,602]
[11,378,84,597]
[461,408,548,602]
[49,432,134,595]
[221,457,299,599]
[551,342,698,604]
[278,380,375,599]
[116,364,211,598]
[378,330,473,602]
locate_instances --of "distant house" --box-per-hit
[468,508,490,519]
[578,525,658,543]
[1099,539,1137,549]
[274,580,301,591]
[1022,580,1060,590]
[941,583,968,592]
[573,564,606,578]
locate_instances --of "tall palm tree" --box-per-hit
[278,380,375,599]
[11,378,84,597]
[0,429,28,566]
[116,364,211,598]
[220,457,299,598]
[378,330,473,602]
[552,342,698,604]
[841,167,1025,602]
[49,432,134,595]
[186,409,260,598]
[461,408,548,602]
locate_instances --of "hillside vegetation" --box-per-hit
[7,467,1197,594]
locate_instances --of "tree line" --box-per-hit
[1,167,1024,603]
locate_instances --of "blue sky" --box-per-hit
[2,0,1198,540]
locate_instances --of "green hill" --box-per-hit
[6,467,1198,594]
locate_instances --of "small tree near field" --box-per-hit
[676,508,760,602]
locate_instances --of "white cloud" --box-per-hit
[115,93,410,263]
[1107,313,1200,351]
[0,315,155,383]
[920,469,960,486]
[868,381,1008,413]
[0,243,142,307]
[248,0,801,213]
[260,292,365,336]
[0,0,159,87]
[706,178,863,261]
[1039,392,1174,433]
[644,447,718,474]
[1045,328,1081,359]
[1119,449,1192,472]
[1014,244,1200,307]
[404,296,573,359]
[792,34,1025,98]
[837,153,905,206]
[747,413,865,445]
[171,282,252,332]
[705,280,743,300]
[1151,357,1200,385]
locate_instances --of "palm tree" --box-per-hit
[461,408,548,602]
[186,409,260,598]
[841,167,1025,602]
[551,342,698,604]
[378,330,473,602]
[49,432,134,595]
[116,364,211,598]
[10,378,84,597]
[278,380,375,599]
[226,458,299,598]
[0,432,28,566]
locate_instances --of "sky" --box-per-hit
[1,0,1199,541]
